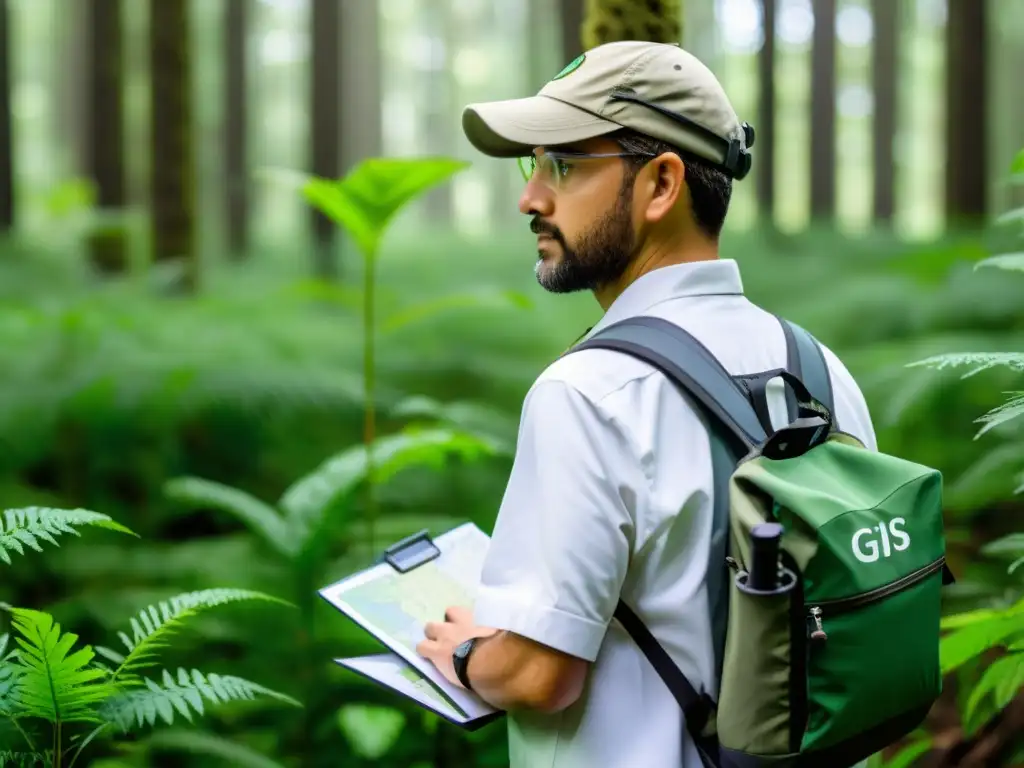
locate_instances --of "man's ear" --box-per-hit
[643,152,686,224]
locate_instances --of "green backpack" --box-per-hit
[571,315,954,768]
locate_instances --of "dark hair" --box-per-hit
[611,129,732,240]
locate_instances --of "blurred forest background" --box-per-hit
[0,0,1023,766]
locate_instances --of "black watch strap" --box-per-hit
[453,638,478,691]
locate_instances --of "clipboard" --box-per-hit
[318,523,504,728]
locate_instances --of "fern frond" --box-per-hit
[0,508,136,564]
[111,589,292,681]
[975,393,1024,437]
[907,352,1024,377]
[100,668,301,732]
[6,608,112,723]
[162,477,294,556]
[974,253,1024,273]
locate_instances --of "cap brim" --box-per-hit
[462,95,622,158]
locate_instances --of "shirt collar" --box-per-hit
[586,259,744,337]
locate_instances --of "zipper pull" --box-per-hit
[809,606,827,643]
[726,556,740,573]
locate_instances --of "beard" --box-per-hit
[530,182,636,294]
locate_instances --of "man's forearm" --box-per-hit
[465,631,580,713]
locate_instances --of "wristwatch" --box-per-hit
[452,638,478,691]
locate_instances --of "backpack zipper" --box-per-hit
[805,556,946,643]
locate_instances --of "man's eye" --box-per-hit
[555,160,571,177]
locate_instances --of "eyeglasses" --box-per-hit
[517,150,654,190]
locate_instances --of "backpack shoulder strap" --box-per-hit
[777,317,836,423]
[569,316,768,756]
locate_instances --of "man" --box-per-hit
[416,41,877,767]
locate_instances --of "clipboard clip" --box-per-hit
[382,529,441,573]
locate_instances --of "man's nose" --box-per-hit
[519,177,554,217]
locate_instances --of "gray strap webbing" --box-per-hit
[777,317,835,425]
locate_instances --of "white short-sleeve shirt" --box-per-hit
[473,259,877,768]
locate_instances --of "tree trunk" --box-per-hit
[224,0,249,258]
[871,0,898,224]
[809,0,836,222]
[944,0,988,226]
[86,0,128,274]
[756,0,776,224]
[309,0,341,279]
[149,0,197,291]
[561,0,586,59]
[582,0,683,49]
[0,0,13,232]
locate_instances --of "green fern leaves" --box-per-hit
[6,608,112,724]
[0,508,135,565]
[100,668,300,732]
[101,588,292,681]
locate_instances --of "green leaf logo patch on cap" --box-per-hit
[552,54,585,81]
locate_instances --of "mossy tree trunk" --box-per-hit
[0,0,12,232]
[224,0,249,258]
[86,0,128,274]
[581,0,683,49]
[809,0,836,223]
[149,0,197,291]
[309,0,341,280]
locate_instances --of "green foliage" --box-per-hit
[300,158,470,258]
[892,154,1024,763]
[100,588,292,681]
[100,668,300,732]
[4,608,111,724]
[0,509,135,565]
[337,704,406,760]
[0,508,297,768]
[166,426,504,562]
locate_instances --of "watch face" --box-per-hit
[454,639,474,659]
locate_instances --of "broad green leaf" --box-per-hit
[278,427,499,549]
[1009,555,1024,575]
[302,157,470,257]
[162,477,293,556]
[1012,148,1024,175]
[940,606,1024,673]
[997,206,1024,225]
[981,533,1024,557]
[338,704,406,760]
[963,652,1024,731]
[382,289,533,333]
[144,728,290,768]
[974,253,1024,273]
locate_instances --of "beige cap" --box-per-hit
[462,41,754,180]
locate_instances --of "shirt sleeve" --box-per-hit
[472,377,644,662]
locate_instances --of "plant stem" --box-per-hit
[67,723,110,768]
[10,717,36,753]
[362,248,378,559]
[54,719,62,768]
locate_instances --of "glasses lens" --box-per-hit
[517,156,536,182]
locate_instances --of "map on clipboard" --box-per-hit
[319,522,504,730]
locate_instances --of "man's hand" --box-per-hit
[416,606,497,688]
